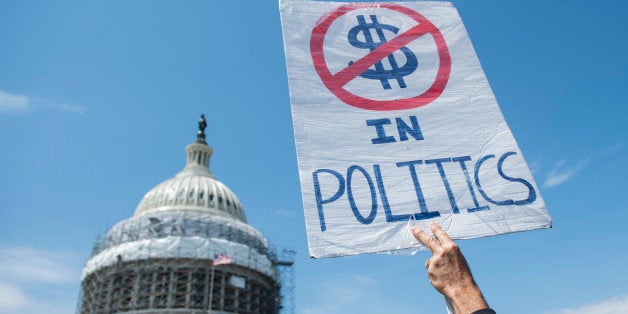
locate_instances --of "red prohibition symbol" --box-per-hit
[310,3,451,111]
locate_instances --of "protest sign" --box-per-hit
[280,0,552,258]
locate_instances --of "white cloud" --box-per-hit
[0,89,84,114]
[0,284,28,311]
[0,247,78,284]
[0,247,80,314]
[301,274,414,314]
[543,159,589,188]
[0,90,30,113]
[52,103,85,114]
[551,294,628,314]
[598,141,624,159]
[543,142,623,188]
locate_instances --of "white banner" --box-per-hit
[280,0,552,258]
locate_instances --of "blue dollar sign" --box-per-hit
[347,15,418,90]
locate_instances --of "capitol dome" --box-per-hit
[79,115,291,314]
[134,136,246,222]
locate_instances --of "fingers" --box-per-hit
[425,258,431,269]
[410,226,439,252]
[411,222,455,252]
[429,222,453,245]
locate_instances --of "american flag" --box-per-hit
[213,254,231,266]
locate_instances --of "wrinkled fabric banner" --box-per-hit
[279,0,551,258]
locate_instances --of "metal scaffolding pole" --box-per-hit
[208,263,215,314]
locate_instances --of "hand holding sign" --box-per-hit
[411,222,492,314]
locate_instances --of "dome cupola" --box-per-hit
[133,114,246,222]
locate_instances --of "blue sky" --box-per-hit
[0,1,626,313]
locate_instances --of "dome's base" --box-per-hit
[80,258,279,314]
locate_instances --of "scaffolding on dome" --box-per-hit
[78,211,296,314]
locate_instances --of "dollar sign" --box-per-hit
[348,15,418,90]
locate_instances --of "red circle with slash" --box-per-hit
[310,3,451,111]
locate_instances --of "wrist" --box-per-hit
[448,281,489,314]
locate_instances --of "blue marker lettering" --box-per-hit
[396,160,440,220]
[373,164,412,222]
[313,169,345,231]
[366,118,396,144]
[452,156,490,213]
[474,152,537,206]
[497,152,536,205]
[425,158,460,214]
[347,165,378,224]
[395,115,424,142]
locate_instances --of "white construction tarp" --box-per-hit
[280,0,552,258]
[230,275,247,289]
[82,236,275,279]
